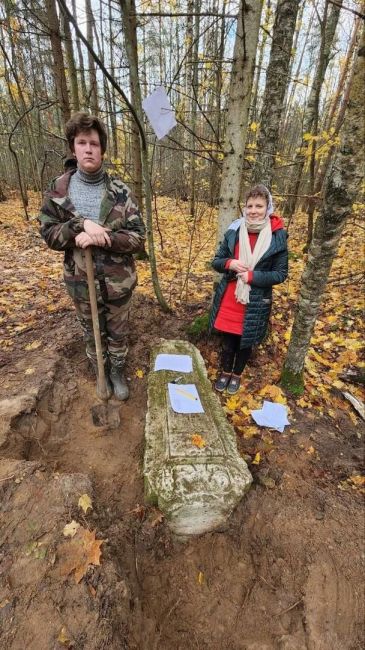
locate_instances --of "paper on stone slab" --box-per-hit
[142,86,177,140]
[251,400,290,433]
[168,383,204,414]
[154,353,192,373]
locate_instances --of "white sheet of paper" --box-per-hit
[168,383,204,414]
[251,400,290,433]
[154,354,192,373]
[142,86,177,139]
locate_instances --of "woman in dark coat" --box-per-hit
[209,184,288,394]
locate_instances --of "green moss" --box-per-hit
[280,367,305,396]
[186,313,209,338]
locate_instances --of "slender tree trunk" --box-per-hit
[209,0,226,206]
[281,29,365,393]
[61,9,80,111]
[323,16,360,133]
[216,0,263,243]
[281,4,315,139]
[45,0,71,125]
[304,44,358,246]
[108,0,118,158]
[189,0,201,219]
[85,0,99,113]
[183,1,194,194]
[250,0,272,123]
[252,0,300,188]
[119,0,169,310]
[119,0,143,208]
[283,0,343,220]
[71,0,88,106]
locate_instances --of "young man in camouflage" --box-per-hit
[39,113,146,401]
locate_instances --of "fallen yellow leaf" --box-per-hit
[243,425,259,439]
[63,520,80,538]
[135,369,144,378]
[57,626,73,647]
[56,527,104,584]
[252,452,261,465]
[78,493,92,514]
[197,571,204,585]
[349,475,365,487]
[25,340,42,351]
[191,434,206,449]
[225,395,241,411]
[259,384,282,400]
[297,397,310,408]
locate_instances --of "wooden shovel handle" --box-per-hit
[84,247,108,399]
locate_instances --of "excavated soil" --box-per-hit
[0,294,364,650]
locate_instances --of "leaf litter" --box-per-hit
[55,526,104,584]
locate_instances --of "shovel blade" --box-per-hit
[91,403,120,429]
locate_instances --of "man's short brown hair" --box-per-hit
[65,112,108,155]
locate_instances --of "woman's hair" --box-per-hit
[65,112,108,154]
[246,184,270,206]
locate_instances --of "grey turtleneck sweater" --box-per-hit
[68,166,106,223]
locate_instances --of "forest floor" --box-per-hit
[0,193,364,650]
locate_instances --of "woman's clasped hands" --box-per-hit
[229,259,249,283]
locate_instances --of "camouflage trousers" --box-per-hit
[72,286,131,369]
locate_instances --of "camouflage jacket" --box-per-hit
[39,170,146,303]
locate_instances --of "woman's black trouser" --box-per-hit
[221,333,252,374]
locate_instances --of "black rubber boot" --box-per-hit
[110,366,129,401]
[89,358,113,400]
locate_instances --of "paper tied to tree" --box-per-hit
[154,353,192,373]
[142,86,177,140]
[168,383,204,414]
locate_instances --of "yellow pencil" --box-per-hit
[173,386,198,401]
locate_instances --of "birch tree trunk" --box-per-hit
[252,0,300,188]
[216,0,263,244]
[209,0,226,206]
[250,0,272,124]
[281,30,365,393]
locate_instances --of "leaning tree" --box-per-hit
[281,29,365,393]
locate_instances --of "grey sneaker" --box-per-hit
[227,374,241,394]
[110,366,129,401]
[215,372,231,392]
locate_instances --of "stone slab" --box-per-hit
[144,339,252,537]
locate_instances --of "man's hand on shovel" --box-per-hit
[83,220,112,247]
